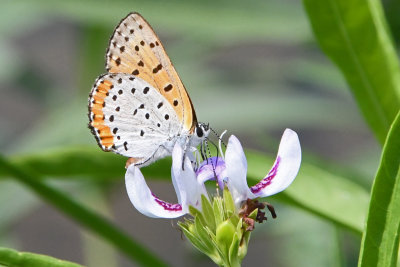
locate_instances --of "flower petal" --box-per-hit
[125,164,185,218]
[171,143,208,212]
[225,135,255,206]
[196,157,227,189]
[250,128,301,197]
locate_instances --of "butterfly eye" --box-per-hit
[196,126,204,137]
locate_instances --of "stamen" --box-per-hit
[193,149,201,171]
[239,199,277,231]
[266,202,277,218]
[210,127,226,147]
[200,141,207,162]
[204,139,217,180]
[219,130,227,159]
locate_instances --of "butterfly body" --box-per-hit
[88,13,209,167]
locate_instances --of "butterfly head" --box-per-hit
[191,122,210,146]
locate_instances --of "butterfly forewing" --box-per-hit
[88,73,181,166]
[106,12,196,133]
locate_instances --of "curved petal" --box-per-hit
[250,128,301,197]
[125,164,185,218]
[225,135,255,206]
[172,143,208,212]
[196,157,227,189]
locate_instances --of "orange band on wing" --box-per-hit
[89,80,114,149]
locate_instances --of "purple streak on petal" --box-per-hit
[250,156,281,194]
[196,157,226,175]
[196,157,226,189]
[151,193,182,211]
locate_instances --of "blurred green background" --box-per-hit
[1,0,397,266]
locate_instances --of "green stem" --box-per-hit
[0,155,169,267]
[80,186,118,267]
[0,247,84,267]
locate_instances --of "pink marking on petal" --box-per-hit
[152,193,182,211]
[250,156,281,194]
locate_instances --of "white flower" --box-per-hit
[125,143,207,218]
[196,128,301,207]
[125,128,301,218]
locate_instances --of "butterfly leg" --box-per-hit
[181,150,186,170]
[181,136,194,170]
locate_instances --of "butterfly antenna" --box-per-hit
[210,127,226,147]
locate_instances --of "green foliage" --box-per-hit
[2,0,400,265]
[201,195,217,232]
[179,190,246,267]
[303,1,400,265]
[0,146,125,180]
[246,150,369,234]
[0,145,369,234]
[0,146,171,181]
[383,0,400,46]
[358,111,400,267]
[0,156,169,267]
[0,247,84,267]
[303,0,400,144]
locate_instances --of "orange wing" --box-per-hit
[88,76,115,150]
[105,12,197,133]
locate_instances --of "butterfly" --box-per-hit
[88,12,210,167]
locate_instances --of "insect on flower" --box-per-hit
[88,12,210,167]
[125,129,301,219]
[124,129,301,266]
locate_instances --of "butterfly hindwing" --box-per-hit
[106,12,196,133]
[88,73,181,166]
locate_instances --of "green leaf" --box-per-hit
[234,218,244,243]
[0,146,171,181]
[188,205,208,228]
[384,0,400,46]
[238,231,251,260]
[358,111,400,267]
[303,0,400,144]
[0,156,169,267]
[178,222,211,256]
[193,216,215,255]
[202,227,225,266]
[216,220,235,264]
[223,186,235,217]
[182,221,227,266]
[0,247,84,267]
[213,196,225,227]
[228,233,241,267]
[1,145,369,234]
[201,195,216,233]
